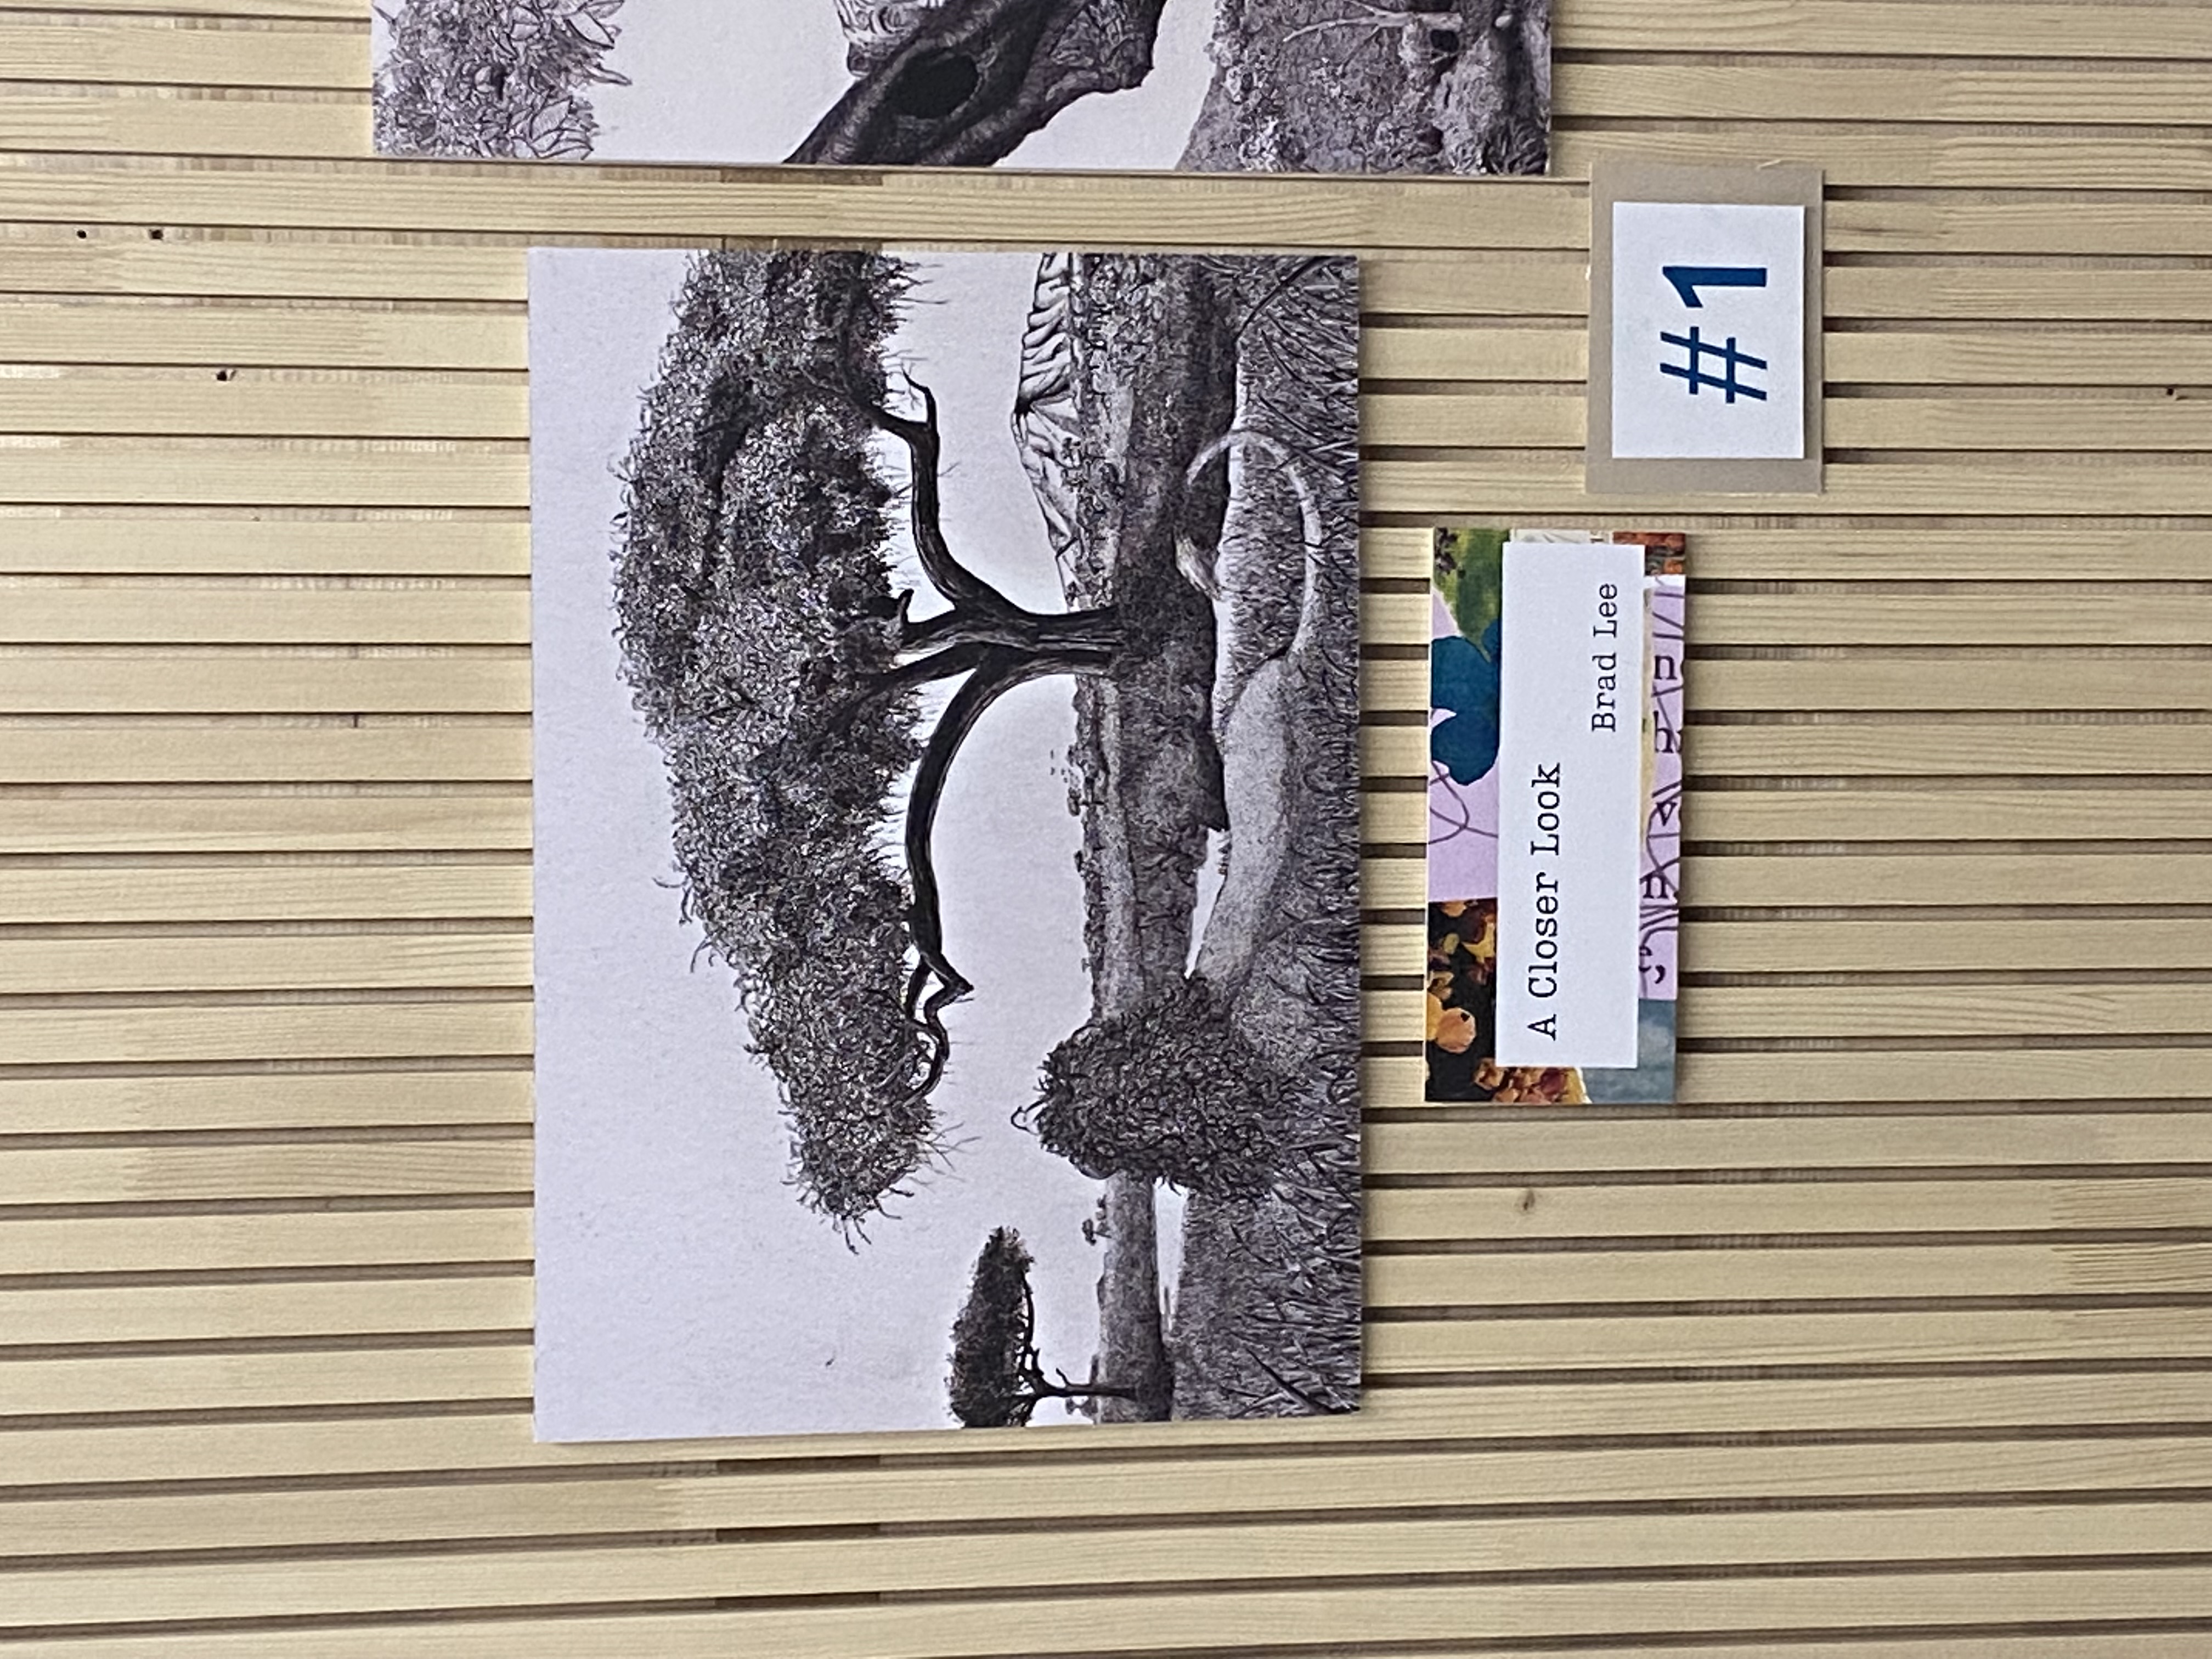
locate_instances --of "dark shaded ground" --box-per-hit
[1056,256,1239,1015]
[1163,258,1363,1419]
[1092,1172,1173,1421]
[1043,254,1363,1420]
[1045,255,1238,1421]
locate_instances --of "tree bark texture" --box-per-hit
[789,0,1169,167]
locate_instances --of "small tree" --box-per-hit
[947,1228,1135,1427]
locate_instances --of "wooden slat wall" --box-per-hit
[2,1,2210,1653]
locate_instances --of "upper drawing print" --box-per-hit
[373,0,1551,174]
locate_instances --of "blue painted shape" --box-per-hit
[1430,622,1503,785]
[1662,265,1768,308]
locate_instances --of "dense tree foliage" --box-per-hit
[374,0,625,158]
[614,250,1128,1227]
[615,251,926,1226]
[1028,980,1281,1196]
[377,0,1166,168]
[947,1227,1133,1426]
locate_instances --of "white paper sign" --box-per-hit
[1611,201,1805,461]
[1494,541,1646,1068]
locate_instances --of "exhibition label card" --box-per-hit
[1493,540,1647,1068]
[1611,201,1805,462]
[1587,160,1824,496]
[1426,529,1686,1105]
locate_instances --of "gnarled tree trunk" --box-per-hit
[790,0,1169,167]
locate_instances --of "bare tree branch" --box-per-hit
[843,370,1025,618]
[900,644,1111,1024]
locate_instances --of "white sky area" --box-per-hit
[586,0,1218,169]
[531,250,1177,1442]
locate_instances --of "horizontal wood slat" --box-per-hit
[0,86,368,157]
[13,1503,2212,1629]
[5,1307,2208,1421]
[1560,61,2212,126]
[12,1172,2212,1277]
[0,19,365,90]
[9,233,2212,327]
[2,1436,2207,1559]
[0,512,528,574]
[12,1246,2212,1351]
[13,1579,2212,1659]
[0,1370,2198,1486]
[1556,1,2212,59]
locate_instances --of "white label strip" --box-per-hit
[1494,540,1647,1068]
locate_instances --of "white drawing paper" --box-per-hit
[1610,201,1807,461]
[530,247,1363,1441]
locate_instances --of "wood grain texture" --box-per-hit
[7,1435,2211,1556]
[0,4,2209,1657]
[14,1571,2212,1658]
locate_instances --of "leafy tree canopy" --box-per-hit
[1028,979,1282,1196]
[614,250,937,1227]
[946,1226,1038,1427]
[375,0,626,158]
[614,250,1126,1229]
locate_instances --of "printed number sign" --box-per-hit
[1612,204,1803,460]
[1587,161,1823,495]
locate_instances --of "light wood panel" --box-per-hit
[20,1170,2212,1274]
[10,1308,2210,1418]
[16,1505,2212,1627]
[14,1571,2212,1659]
[2,4,2210,1657]
[0,1068,532,1131]
[5,1435,2210,1556]
[0,1370,2197,1487]
[0,18,365,88]
[0,365,525,437]
[0,511,528,573]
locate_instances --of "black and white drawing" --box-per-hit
[375,0,1549,175]
[531,249,1361,1440]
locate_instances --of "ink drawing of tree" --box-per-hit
[613,250,1144,1229]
